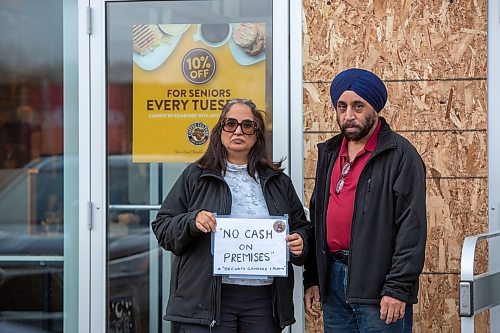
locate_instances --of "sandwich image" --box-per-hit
[133,24,184,56]
[232,23,266,56]
[133,25,163,56]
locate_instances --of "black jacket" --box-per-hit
[303,118,427,304]
[152,163,312,328]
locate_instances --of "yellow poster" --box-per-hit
[132,23,266,162]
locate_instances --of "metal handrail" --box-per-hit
[460,230,500,332]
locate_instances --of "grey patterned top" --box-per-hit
[221,162,273,286]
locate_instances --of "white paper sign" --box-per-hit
[212,216,288,277]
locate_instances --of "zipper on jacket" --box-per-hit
[346,198,359,304]
[223,176,233,214]
[367,178,371,192]
[223,184,231,214]
[210,277,218,329]
[322,152,337,252]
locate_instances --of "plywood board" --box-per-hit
[303,0,487,82]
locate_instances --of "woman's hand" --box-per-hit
[195,210,216,233]
[286,232,304,255]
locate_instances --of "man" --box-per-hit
[303,68,427,332]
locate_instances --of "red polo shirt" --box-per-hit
[326,120,381,252]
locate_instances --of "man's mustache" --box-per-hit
[341,122,361,130]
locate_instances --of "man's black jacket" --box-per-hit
[303,118,427,304]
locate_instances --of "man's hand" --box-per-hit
[304,285,321,318]
[380,296,406,324]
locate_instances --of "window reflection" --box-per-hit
[0,1,65,332]
[0,0,64,237]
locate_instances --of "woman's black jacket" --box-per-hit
[303,118,427,305]
[152,163,312,328]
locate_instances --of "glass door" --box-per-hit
[92,0,290,332]
[0,1,80,332]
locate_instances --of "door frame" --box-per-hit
[80,0,107,332]
[83,0,300,331]
[488,0,500,330]
[78,0,92,332]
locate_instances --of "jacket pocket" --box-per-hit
[362,178,372,215]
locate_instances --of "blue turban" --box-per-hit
[329,68,388,113]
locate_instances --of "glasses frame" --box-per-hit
[335,161,351,194]
[221,118,259,135]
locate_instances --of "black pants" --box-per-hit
[172,284,282,333]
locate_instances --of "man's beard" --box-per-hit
[339,113,377,141]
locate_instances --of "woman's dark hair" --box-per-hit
[196,98,283,178]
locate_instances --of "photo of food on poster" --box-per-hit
[132,22,267,162]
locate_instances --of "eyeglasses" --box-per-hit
[335,161,351,194]
[221,118,259,135]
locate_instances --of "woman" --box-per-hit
[152,99,312,332]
